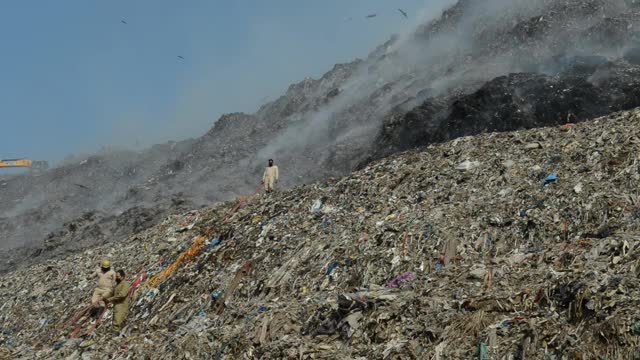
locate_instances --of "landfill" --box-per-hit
[2,108,640,358]
[4,0,640,275]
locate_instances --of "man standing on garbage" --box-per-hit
[262,159,279,193]
[91,260,116,306]
[105,269,131,335]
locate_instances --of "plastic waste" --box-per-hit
[543,173,558,185]
[326,262,339,276]
[385,272,414,289]
[456,160,480,171]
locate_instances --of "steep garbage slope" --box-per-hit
[2,108,640,358]
[372,0,640,157]
[4,0,640,273]
[376,61,640,156]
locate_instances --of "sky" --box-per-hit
[0,0,429,164]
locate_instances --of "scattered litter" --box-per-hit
[385,272,414,289]
[456,159,480,171]
[543,172,558,185]
[326,262,339,276]
[4,71,640,360]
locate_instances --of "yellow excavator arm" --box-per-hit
[0,159,32,168]
[0,159,48,170]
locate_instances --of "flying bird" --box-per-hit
[398,9,408,19]
[366,14,377,19]
[74,183,91,191]
[177,56,185,60]
[121,19,127,25]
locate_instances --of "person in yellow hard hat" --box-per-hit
[91,260,116,306]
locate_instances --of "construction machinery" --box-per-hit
[0,158,49,171]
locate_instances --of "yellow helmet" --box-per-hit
[101,260,111,268]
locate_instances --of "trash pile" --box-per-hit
[4,0,640,276]
[3,108,640,358]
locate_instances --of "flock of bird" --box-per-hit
[366,8,408,19]
[120,18,185,61]
[119,8,409,61]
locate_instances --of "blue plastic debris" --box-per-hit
[258,306,269,312]
[197,311,206,317]
[207,237,222,250]
[326,262,339,276]
[53,341,66,350]
[435,263,444,271]
[543,173,558,186]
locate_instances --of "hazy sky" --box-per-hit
[0,0,428,164]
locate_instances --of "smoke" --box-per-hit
[251,0,533,165]
[253,1,459,160]
[251,0,640,174]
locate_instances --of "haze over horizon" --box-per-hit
[0,0,427,165]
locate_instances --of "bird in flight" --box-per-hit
[366,14,377,19]
[177,56,185,60]
[121,19,127,25]
[398,9,408,19]
[74,183,91,190]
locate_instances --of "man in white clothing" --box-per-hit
[262,159,279,193]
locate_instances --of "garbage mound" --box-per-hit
[4,0,640,274]
[3,108,640,358]
[375,61,640,157]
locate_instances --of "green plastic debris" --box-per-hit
[477,342,489,360]
[633,323,640,335]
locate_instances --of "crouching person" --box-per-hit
[105,269,131,335]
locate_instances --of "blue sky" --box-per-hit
[0,0,428,163]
